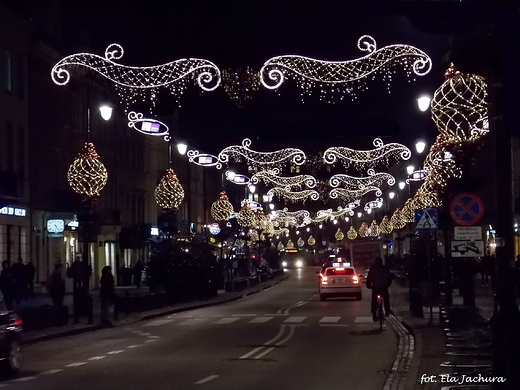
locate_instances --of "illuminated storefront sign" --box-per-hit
[0,206,27,217]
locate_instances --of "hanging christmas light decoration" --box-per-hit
[308,235,316,246]
[364,198,384,212]
[210,191,234,222]
[370,220,380,237]
[329,169,395,189]
[249,229,259,242]
[390,208,406,230]
[358,222,369,238]
[312,206,355,224]
[221,67,261,107]
[271,208,312,228]
[127,112,170,140]
[186,150,222,169]
[286,239,295,249]
[297,237,305,247]
[335,228,345,242]
[67,142,108,204]
[237,203,256,228]
[260,35,432,101]
[154,168,184,211]
[267,187,320,203]
[329,187,382,202]
[251,169,317,189]
[347,226,358,240]
[323,138,411,171]
[277,241,285,251]
[52,44,221,111]
[218,138,306,172]
[273,227,290,236]
[379,216,393,235]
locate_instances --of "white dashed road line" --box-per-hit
[249,316,273,323]
[195,375,219,384]
[66,362,87,367]
[10,377,36,382]
[127,345,141,348]
[319,316,341,323]
[41,369,64,375]
[88,356,107,360]
[107,350,124,355]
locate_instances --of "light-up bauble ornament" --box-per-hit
[255,210,270,232]
[277,241,284,251]
[297,237,305,247]
[370,220,380,237]
[308,235,316,246]
[335,228,344,242]
[210,191,234,222]
[154,168,184,211]
[237,203,256,228]
[347,226,358,240]
[67,142,108,200]
[358,222,369,238]
[249,229,259,242]
[286,239,295,249]
[379,216,393,235]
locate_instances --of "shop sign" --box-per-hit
[0,206,26,217]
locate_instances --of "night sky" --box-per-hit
[52,0,465,155]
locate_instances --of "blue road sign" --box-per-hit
[415,208,438,231]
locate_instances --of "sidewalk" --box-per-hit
[391,277,495,390]
[16,273,289,345]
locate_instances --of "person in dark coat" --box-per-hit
[366,257,394,321]
[133,260,144,288]
[25,261,36,298]
[47,264,65,306]
[11,258,26,304]
[100,266,116,326]
[70,258,84,289]
[0,261,15,310]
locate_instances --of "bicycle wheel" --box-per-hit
[378,306,384,331]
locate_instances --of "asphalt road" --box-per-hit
[3,267,398,390]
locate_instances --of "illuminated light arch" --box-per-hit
[329,169,395,189]
[329,187,382,202]
[251,170,317,189]
[267,187,319,203]
[260,35,432,97]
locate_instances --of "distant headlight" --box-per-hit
[282,261,288,267]
[296,260,303,268]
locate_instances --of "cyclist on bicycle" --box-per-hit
[366,257,394,321]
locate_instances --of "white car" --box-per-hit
[318,266,362,301]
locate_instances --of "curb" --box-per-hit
[23,275,289,345]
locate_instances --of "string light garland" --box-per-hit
[154,168,184,211]
[364,198,383,212]
[52,44,221,111]
[323,138,411,171]
[308,235,316,246]
[251,169,317,189]
[329,169,395,189]
[267,187,320,203]
[260,35,431,102]
[67,142,108,204]
[271,208,311,228]
[358,222,369,238]
[221,67,260,107]
[370,220,380,237]
[312,206,354,224]
[218,138,306,172]
[379,216,393,235]
[390,208,406,230]
[347,226,358,240]
[335,228,345,242]
[210,191,234,222]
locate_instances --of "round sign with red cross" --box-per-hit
[450,193,484,226]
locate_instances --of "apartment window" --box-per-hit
[4,51,12,92]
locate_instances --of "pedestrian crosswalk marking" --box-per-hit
[179,318,207,325]
[319,316,341,323]
[249,316,273,323]
[283,316,306,323]
[143,319,174,326]
[213,317,241,324]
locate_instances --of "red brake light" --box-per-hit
[321,276,328,284]
[336,267,345,271]
[13,318,22,326]
[352,275,359,284]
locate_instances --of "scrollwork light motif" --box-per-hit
[329,187,382,202]
[218,138,306,172]
[187,150,222,169]
[260,35,432,97]
[52,43,221,109]
[251,170,317,189]
[267,187,319,203]
[329,169,395,189]
[323,138,410,171]
[127,112,170,140]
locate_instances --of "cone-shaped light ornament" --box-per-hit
[308,235,316,246]
[297,237,305,247]
[286,239,295,249]
[154,168,184,211]
[211,191,234,222]
[277,241,284,251]
[67,142,108,200]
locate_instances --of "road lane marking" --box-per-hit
[143,319,174,326]
[140,332,152,335]
[277,300,308,314]
[179,318,207,325]
[319,324,348,327]
[283,316,306,323]
[239,326,286,359]
[146,339,158,342]
[66,362,87,367]
[195,375,219,384]
[41,369,64,375]
[148,335,160,338]
[355,316,375,323]
[232,314,256,317]
[255,325,296,359]
[319,316,341,323]
[249,317,273,323]
[127,345,141,348]
[213,318,241,324]
[10,377,36,382]
[107,350,124,355]
[88,356,107,360]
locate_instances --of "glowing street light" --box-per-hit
[99,105,113,121]
[406,165,415,175]
[399,182,406,190]
[415,141,426,154]
[177,143,188,155]
[389,191,396,199]
[417,96,431,112]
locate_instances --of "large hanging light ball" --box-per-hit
[370,220,380,237]
[358,222,369,238]
[210,191,234,222]
[335,228,344,241]
[237,203,255,228]
[347,226,358,240]
[380,216,393,235]
[67,142,108,200]
[286,239,295,249]
[277,241,285,251]
[154,168,184,211]
[308,235,316,246]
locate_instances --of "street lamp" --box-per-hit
[398,181,406,190]
[406,165,415,175]
[417,96,431,112]
[389,191,396,200]
[415,141,426,154]
[99,105,113,121]
[177,143,188,155]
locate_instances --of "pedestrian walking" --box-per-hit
[100,266,116,326]
[69,257,84,289]
[47,264,65,306]
[0,261,15,310]
[11,258,26,304]
[25,261,36,298]
[133,260,144,288]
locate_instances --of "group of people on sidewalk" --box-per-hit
[0,258,36,310]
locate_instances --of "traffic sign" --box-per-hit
[450,193,484,226]
[454,226,482,241]
[415,208,438,231]
[450,240,484,257]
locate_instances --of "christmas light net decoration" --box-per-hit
[52,44,221,111]
[251,169,317,190]
[237,203,256,228]
[308,235,316,246]
[277,241,284,251]
[297,237,305,247]
[358,222,369,238]
[329,169,395,190]
[210,191,234,222]
[260,35,432,101]
[267,187,320,203]
[379,216,393,235]
[286,239,295,249]
[370,220,380,237]
[67,142,108,205]
[335,228,345,242]
[154,168,185,211]
[347,226,358,240]
[389,64,488,229]
[221,67,260,107]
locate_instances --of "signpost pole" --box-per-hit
[426,232,433,325]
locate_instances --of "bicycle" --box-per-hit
[376,293,385,331]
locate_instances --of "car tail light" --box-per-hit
[321,277,328,284]
[352,275,359,284]
[13,318,22,326]
[335,267,345,271]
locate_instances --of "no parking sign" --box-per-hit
[450,193,484,226]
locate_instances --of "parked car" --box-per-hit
[0,301,23,374]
